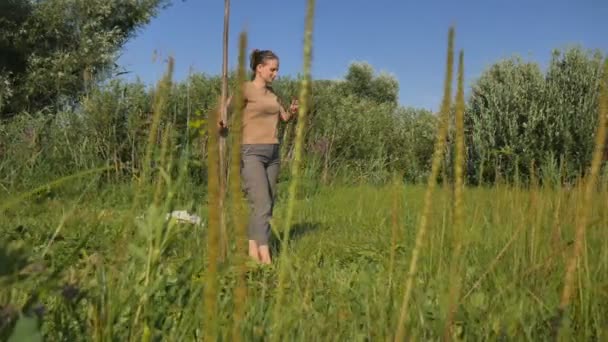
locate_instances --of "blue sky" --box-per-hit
[117,0,608,111]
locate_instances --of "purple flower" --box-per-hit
[62,284,80,302]
[32,304,46,318]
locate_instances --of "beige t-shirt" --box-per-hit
[241,81,290,145]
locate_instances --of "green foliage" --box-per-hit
[466,47,606,184]
[0,112,94,188]
[304,91,436,183]
[0,0,170,118]
[342,62,400,106]
[0,80,154,189]
[391,107,438,182]
[3,0,608,338]
[2,46,606,192]
[1,181,607,340]
[466,56,546,183]
[82,79,152,170]
[543,48,605,177]
[8,315,42,342]
[2,42,608,340]
[0,73,13,113]
[0,0,31,113]
[266,63,434,185]
[0,0,32,73]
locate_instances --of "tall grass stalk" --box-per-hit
[230,31,248,342]
[153,124,173,207]
[272,0,315,338]
[204,105,221,341]
[394,26,454,342]
[118,56,174,270]
[0,165,112,213]
[527,160,539,268]
[388,172,401,290]
[40,176,99,259]
[557,58,608,339]
[444,49,466,340]
[138,57,174,203]
[461,215,525,303]
[132,118,176,339]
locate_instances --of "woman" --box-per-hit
[221,49,298,264]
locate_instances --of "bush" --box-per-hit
[465,47,605,184]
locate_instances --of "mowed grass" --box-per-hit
[2,178,607,341]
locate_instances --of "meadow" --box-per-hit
[2,172,607,340]
[2,0,608,341]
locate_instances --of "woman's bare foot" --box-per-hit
[249,240,260,262]
[258,245,272,264]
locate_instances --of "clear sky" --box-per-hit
[117,0,608,111]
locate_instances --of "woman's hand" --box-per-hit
[218,95,231,135]
[280,98,299,122]
[218,119,228,136]
[289,98,299,114]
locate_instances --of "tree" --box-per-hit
[0,0,33,113]
[342,62,399,106]
[465,47,605,184]
[0,0,171,118]
[543,47,604,178]
[465,57,545,183]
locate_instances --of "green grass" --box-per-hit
[2,178,607,341]
[2,2,607,340]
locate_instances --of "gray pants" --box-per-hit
[241,144,280,245]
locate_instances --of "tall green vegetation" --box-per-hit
[557,58,608,340]
[0,0,170,118]
[1,1,606,191]
[342,62,400,106]
[131,56,175,337]
[444,49,467,339]
[1,0,608,336]
[395,26,455,341]
[272,0,315,339]
[229,31,248,342]
[5,47,602,192]
[203,102,220,342]
[466,48,606,184]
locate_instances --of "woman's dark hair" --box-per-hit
[250,49,278,79]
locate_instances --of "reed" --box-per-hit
[388,172,401,290]
[139,57,174,202]
[394,26,454,341]
[0,166,112,213]
[129,58,176,340]
[230,31,248,342]
[557,58,608,339]
[443,49,466,340]
[153,123,173,207]
[272,0,316,338]
[203,104,221,341]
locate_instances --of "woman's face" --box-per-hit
[257,58,279,84]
